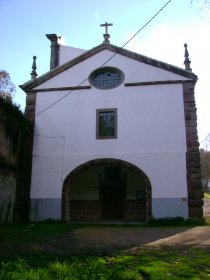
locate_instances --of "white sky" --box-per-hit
[0,0,210,144]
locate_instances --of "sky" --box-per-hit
[1,0,210,145]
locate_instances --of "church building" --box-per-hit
[20,24,203,222]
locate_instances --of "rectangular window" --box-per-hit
[96,109,117,139]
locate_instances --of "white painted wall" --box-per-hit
[35,49,189,89]
[59,45,86,66]
[31,48,188,208]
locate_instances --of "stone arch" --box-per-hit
[62,158,152,223]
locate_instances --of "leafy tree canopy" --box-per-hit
[200,148,210,188]
[0,70,16,103]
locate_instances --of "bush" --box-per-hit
[149,216,206,226]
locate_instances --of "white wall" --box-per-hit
[59,45,86,65]
[31,49,188,203]
[35,49,189,89]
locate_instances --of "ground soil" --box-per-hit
[59,226,210,255]
[1,199,210,258]
[2,226,209,258]
[66,198,210,254]
[49,198,210,255]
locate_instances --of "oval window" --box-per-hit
[89,67,124,90]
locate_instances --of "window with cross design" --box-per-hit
[96,108,117,139]
[89,67,124,90]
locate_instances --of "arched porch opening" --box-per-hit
[62,158,152,223]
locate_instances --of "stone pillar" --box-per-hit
[25,92,37,121]
[46,34,60,70]
[183,82,204,221]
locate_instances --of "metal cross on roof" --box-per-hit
[100,22,113,34]
[100,22,113,43]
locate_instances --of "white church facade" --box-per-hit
[21,29,203,222]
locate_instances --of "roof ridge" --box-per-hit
[20,43,197,92]
[107,43,197,79]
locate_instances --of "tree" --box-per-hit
[191,0,210,16]
[200,134,210,191]
[0,71,16,103]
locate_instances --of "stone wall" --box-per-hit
[25,92,36,121]
[0,168,16,223]
[0,99,33,223]
[183,82,204,220]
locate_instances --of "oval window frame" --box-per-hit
[89,67,124,90]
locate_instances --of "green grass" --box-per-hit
[0,223,210,279]
[0,249,210,280]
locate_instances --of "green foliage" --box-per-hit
[0,249,210,279]
[204,192,210,198]
[1,98,27,129]
[0,71,16,103]
[137,248,210,280]
[36,218,66,224]
[0,259,48,280]
[0,224,210,279]
[149,216,206,226]
[200,148,210,187]
[205,216,210,225]
[0,257,144,280]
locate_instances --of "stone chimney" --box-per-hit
[46,34,60,70]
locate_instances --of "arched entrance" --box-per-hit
[62,159,152,223]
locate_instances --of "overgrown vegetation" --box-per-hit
[0,223,210,279]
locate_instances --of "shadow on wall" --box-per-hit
[0,194,13,224]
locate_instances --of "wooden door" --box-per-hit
[102,182,124,219]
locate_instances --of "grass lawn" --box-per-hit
[0,223,210,279]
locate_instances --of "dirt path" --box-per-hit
[1,199,210,258]
[143,226,210,248]
[39,226,210,256]
[73,226,210,250]
[64,199,210,254]
[2,226,209,258]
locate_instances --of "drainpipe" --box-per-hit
[46,34,60,70]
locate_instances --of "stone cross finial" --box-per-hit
[30,56,38,81]
[100,22,113,43]
[184,43,192,72]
